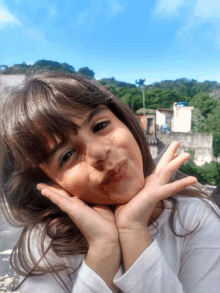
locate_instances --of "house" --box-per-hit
[135,108,156,135]
[156,108,173,132]
[172,102,194,132]
[135,103,212,166]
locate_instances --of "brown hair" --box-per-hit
[0,71,219,292]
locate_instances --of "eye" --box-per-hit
[93,121,110,133]
[60,150,76,167]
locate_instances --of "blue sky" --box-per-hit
[1,0,220,84]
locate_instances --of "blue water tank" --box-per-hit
[176,102,188,107]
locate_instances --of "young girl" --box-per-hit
[0,71,219,293]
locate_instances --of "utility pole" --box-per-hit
[135,79,146,129]
[142,85,145,121]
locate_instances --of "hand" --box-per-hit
[36,184,119,248]
[114,141,197,232]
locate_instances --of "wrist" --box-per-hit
[88,241,120,258]
[119,226,152,241]
[118,228,153,272]
[86,243,121,293]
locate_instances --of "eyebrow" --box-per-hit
[84,105,108,125]
[44,105,108,166]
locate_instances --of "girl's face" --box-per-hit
[39,106,145,205]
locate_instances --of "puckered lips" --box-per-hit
[101,160,128,185]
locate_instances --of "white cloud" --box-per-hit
[145,77,161,85]
[154,0,184,17]
[74,0,123,28]
[194,0,220,19]
[108,0,123,16]
[47,5,58,20]
[152,0,220,50]
[74,10,89,28]
[0,4,21,27]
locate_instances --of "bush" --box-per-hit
[180,160,220,185]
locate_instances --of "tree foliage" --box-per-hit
[189,92,218,118]
[148,78,220,99]
[180,160,220,185]
[77,67,95,79]
[135,79,145,88]
[99,77,136,88]
[0,60,76,75]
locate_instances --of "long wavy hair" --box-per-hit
[0,71,219,292]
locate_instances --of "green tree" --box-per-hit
[189,92,217,118]
[135,79,145,88]
[77,67,95,79]
[180,160,220,185]
[204,105,220,157]
[191,108,206,133]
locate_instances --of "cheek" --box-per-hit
[57,166,89,197]
[114,128,135,149]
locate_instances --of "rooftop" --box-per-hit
[136,108,156,114]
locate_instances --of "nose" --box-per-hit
[86,138,110,170]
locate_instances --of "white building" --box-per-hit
[172,102,194,132]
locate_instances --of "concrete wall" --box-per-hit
[149,145,158,159]
[0,74,25,102]
[156,132,213,166]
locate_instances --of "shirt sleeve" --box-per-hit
[19,224,116,293]
[19,259,116,293]
[113,240,186,293]
[113,200,220,293]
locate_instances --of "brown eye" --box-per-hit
[93,121,110,133]
[60,150,76,167]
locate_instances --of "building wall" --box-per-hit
[156,110,165,131]
[156,110,173,131]
[137,113,156,133]
[172,104,194,132]
[156,132,213,166]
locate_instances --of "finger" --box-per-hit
[40,187,91,219]
[157,152,191,184]
[154,141,180,174]
[167,152,191,173]
[37,183,71,198]
[157,176,197,200]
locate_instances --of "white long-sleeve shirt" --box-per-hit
[19,196,220,293]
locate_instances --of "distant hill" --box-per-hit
[147,78,220,98]
[99,77,136,88]
[0,60,95,80]
[0,60,76,75]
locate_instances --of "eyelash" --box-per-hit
[60,121,110,167]
[93,120,110,133]
[60,150,76,167]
